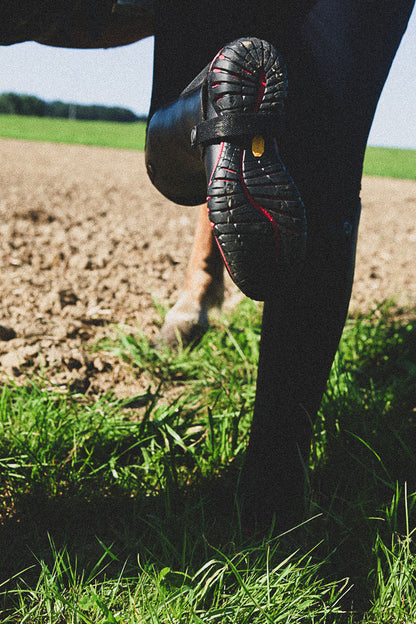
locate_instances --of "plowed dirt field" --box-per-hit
[0,139,415,397]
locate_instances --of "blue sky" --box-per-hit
[1,6,415,149]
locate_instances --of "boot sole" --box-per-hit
[205,37,306,300]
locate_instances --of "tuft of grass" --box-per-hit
[4,538,349,624]
[310,303,416,611]
[99,297,262,414]
[366,487,416,624]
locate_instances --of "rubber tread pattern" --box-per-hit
[205,37,307,300]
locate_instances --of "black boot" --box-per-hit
[146,37,306,301]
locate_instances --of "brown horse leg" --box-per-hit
[156,204,224,346]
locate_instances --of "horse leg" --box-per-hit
[239,213,361,531]
[237,0,415,532]
[156,204,224,347]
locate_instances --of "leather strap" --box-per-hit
[191,112,284,147]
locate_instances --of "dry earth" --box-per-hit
[0,139,415,398]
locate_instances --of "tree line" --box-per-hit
[0,92,146,122]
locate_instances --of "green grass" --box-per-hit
[0,114,146,150]
[0,114,415,178]
[363,146,416,180]
[0,300,416,622]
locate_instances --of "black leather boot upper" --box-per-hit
[145,69,208,206]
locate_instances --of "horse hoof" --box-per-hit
[154,294,210,348]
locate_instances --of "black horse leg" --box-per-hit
[239,208,360,531]
[238,0,414,532]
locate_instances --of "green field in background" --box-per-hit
[0,114,147,150]
[0,114,415,179]
[363,145,416,180]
